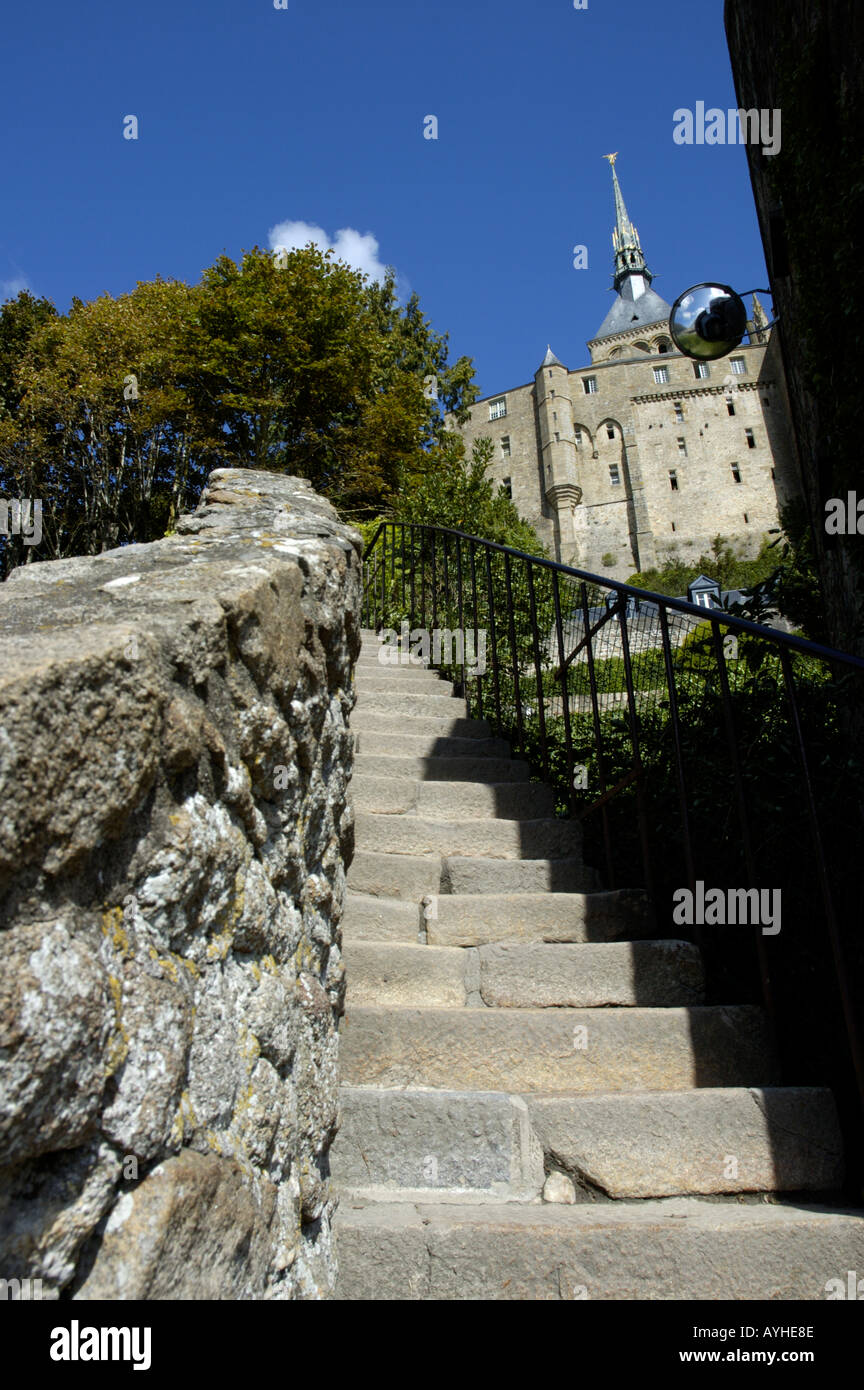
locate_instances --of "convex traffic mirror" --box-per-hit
[669,283,749,360]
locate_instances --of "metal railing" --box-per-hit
[362,520,864,1179]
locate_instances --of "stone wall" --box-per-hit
[0,469,361,1299]
[725,0,864,656]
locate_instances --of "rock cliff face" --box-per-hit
[0,469,361,1299]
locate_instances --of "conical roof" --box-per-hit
[594,285,673,340]
[539,344,565,369]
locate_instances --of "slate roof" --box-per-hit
[539,345,566,369]
[594,285,673,341]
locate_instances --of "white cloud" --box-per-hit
[0,276,30,301]
[267,220,392,284]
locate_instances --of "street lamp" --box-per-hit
[669,283,775,360]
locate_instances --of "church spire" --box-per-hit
[604,153,653,296]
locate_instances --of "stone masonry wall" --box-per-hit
[0,469,361,1299]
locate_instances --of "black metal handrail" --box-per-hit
[361,520,864,1179]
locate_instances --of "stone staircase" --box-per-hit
[331,630,864,1299]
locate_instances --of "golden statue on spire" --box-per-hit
[604,152,618,166]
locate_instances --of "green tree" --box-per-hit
[626,534,779,602]
[0,290,58,419]
[391,433,546,554]
[186,247,476,516]
[0,278,205,570]
[0,247,479,574]
[725,498,824,639]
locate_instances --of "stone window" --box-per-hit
[669,470,679,491]
[502,477,512,498]
[574,429,583,444]
[746,429,756,449]
[583,377,597,395]
[731,357,747,376]
[555,432,560,442]
[743,512,749,523]
[501,436,511,458]
[606,425,615,439]
[726,398,736,416]
[489,396,507,421]
[693,362,710,380]
[674,402,684,423]
[731,463,742,483]
[677,438,687,456]
[609,464,621,486]
[653,366,669,385]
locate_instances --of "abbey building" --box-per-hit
[449,157,800,578]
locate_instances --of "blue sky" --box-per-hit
[1,0,768,398]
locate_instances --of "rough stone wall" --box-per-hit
[725,0,864,656]
[0,468,361,1300]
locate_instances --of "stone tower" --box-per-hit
[535,346,581,560]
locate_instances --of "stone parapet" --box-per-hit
[0,468,361,1299]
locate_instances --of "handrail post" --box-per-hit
[526,561,549,781]
[410,525,416,628]
[504,552,525,757]
[379,524,387,630]
[658,604,698,938]
[469,539,482,722]
[580,581,614,888]
[484,545,503,736]
[552,571,576,814]
[455,535,467,693]
[709,620,778,1032]
[616,596,654,902]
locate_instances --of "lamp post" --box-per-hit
[669,283,776,360]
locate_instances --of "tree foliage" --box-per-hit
[724,499,824,639]
[390,432,547,555]
[626,533,779,600]
[0,248,477,575]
